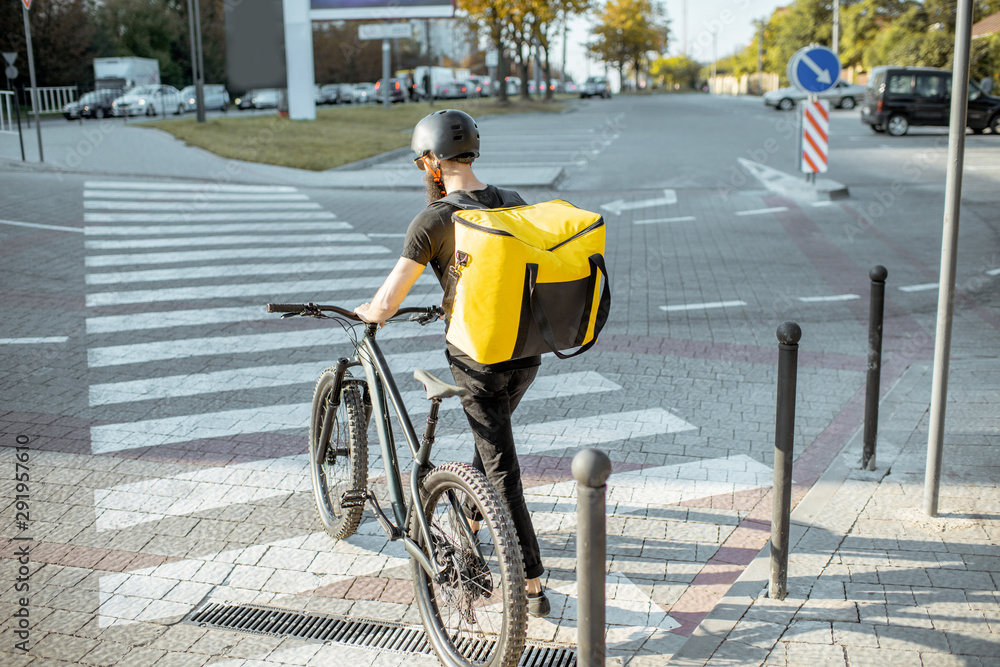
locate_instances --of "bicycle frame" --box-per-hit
[320,323,451,582]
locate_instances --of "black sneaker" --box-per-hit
[527,591,550,617]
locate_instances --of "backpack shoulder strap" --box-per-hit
[437,192,486,210]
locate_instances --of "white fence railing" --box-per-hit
[25,86,77,113]
[1,90,16,134]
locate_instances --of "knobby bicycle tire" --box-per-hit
[410,462,528,667]
[309,370,368,540]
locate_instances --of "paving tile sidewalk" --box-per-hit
[666,359,1000,666]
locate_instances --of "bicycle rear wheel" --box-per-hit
[309,370,367,540]
[410,462,527,667]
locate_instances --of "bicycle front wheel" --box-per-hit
[309,370,367,540]
[411,462,527,667]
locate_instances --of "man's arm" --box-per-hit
[355,257,426,324]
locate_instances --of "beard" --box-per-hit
[424,170,446,203]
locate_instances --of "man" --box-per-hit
[355,109,550,617]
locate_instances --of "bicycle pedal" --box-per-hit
[366,490,402,540]
[340,491,367,508]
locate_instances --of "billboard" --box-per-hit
[310,0,454,21]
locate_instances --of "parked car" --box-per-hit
[861,66,1000,136]
[581,76,611,99]
[438,80,469,99]
[374,78,405,103]
[63,89,123,120]
[319,83,354,104]
[468,76,491,97]
[112,85,184,117]
[763,79,867,111]
[235,88,280,110]
[503,76,521,96]
[353,82,376,103]
[178,84,230,113]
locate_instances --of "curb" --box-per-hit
[666,362,929,665]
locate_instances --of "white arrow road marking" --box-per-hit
[600,189,677,216]
[85,245,391,268]
[659,300,747,312]
[800,53,832,84]
[97,529,407,627]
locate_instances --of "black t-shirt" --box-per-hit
[401,185,541,373]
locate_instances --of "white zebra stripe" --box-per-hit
[89,354,612,407]
[84,190,310,201]
[90,405,690,455]
[84,181,298,193]
[87,306,273,333]
[85,233,370,250]
[84,201,322,212]
[83,212,336,223]
[85,274,438,307]
[85,245,392,268]
[89,350,449,405]
[85,222,350,236]
[87,313,444,367]
[85,259,398,285]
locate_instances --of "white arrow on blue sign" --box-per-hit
[787,46,842,94]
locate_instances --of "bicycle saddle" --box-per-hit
[414,369,469,401]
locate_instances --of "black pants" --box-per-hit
[448,360,544,580]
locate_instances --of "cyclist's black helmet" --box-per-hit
[411,109,479,162]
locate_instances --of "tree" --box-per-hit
[528,0,591,101]
[589,0,668,90]
[650,54,700,89]
[460,0,514,103]
[95,0,186,85]
[1,0,98,88]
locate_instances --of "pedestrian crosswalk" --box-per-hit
[82,178,708,643]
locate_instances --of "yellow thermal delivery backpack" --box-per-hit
[444,198,611,365]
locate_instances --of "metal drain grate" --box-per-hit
[186,602,577,666]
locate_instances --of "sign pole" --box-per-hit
[923,0,974,517]
[21,2,43,163]
[382,37,391,108]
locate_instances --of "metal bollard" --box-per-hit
[770,322,801,601]
[862,265,888,471]
[573,448,612,667]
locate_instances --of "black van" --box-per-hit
[861,66,1000,136]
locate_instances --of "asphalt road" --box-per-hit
[1,92,999,665]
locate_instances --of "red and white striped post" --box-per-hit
[800,99,829,178]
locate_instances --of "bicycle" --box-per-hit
[266,302,528,667]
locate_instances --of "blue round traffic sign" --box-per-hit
[788,46,842,94]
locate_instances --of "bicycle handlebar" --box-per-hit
[265,303,443,324]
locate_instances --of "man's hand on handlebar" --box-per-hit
[354,302,390,326]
